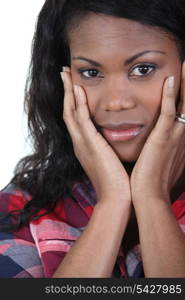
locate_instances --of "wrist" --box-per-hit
[132,189,170,205]
[95,197,131,216]
[132,195,171,213]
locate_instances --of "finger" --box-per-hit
[178,61,185,112]
[73,85,99,138]
[73,85,90,122]
[61,69,78,137]
[63,66,71,73]
[174,61,185,134]
[61,68,76,114]
[153,76,176,139]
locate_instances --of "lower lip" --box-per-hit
[102,126,144,142]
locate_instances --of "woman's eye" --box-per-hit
[78,69,103,79]
[130,65,156,77]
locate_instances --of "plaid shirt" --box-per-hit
[0,179,185,278]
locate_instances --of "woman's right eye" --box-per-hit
[78,68,104,79]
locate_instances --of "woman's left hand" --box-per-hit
[131,62,185,203]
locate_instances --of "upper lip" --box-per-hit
[99,122,144,131]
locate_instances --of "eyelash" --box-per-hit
[78,68,103,79]
[130,64,156,77]
[77,63,157,80]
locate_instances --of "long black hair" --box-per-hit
[1,0,185,232]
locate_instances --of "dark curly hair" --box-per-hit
[1,0,185,232]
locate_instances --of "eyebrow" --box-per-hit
[72,50,166,67]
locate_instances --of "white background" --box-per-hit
[0,1,45,189]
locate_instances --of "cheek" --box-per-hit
[127,80,164,124]
[141,77,180,123]
[146,104,161,130]
[133,83,162,132]
[143,75,181,117]
[81,87,100,114]
[141,88,162,118]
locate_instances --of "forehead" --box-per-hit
[69,13,177,56]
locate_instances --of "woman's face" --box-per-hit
[69,14,182,162]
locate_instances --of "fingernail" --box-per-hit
[168,76,174,88]
[63,66,70,72]
[60,72,64,82]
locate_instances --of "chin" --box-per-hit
[119,153,139,163]
[112,143,143,162]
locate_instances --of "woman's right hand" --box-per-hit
[61,67,131,203]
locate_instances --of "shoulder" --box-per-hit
[0,179,96,277]
[0,183,31,213]
[0,183,43,278]
[29,179,97,277]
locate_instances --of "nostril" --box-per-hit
[106,97,136,111]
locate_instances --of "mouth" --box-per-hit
[100,123,145,142]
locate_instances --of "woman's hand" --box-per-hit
[61,67,131,203]
[131,62,185,203]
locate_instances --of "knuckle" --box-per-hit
[76,116,89,128]
[75,112,83,123]
[66,86,74,95]
[76,118,84,127]
[166,90,174,98]
[73,139,82,155]
[63,113,70,122]
[63,108,75,120]
[161,111,175,119]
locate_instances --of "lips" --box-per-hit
[100,123,143,130]
[99,123,144,142]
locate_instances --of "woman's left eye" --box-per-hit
[130,64,156,77]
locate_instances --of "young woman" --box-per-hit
[0,0,185,278]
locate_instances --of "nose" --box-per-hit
[103,76,136,111]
